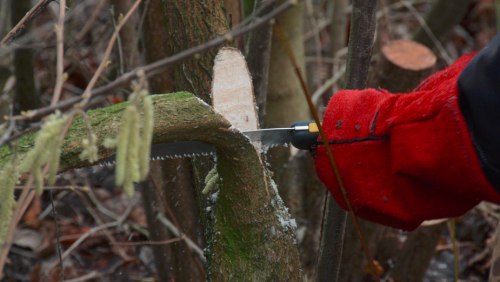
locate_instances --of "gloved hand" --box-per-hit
[314,53,500,231]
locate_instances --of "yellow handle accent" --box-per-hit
[308,122,322,133]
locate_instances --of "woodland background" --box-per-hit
[0,0,499,281]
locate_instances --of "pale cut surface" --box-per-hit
[211,47,259,131]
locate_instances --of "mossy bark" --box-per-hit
[159,1,229,279]
[142,1,206,280]
[0,92,301,281]
[161,0,230,104]
[157,2,300,280]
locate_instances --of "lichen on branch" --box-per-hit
[0,92,300,281]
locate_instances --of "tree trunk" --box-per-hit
[390,223,446,282]
[245,0,278,122]
[369,40,436,93]
[11,0,39,115]
[489,221,500,281]
[158,1,301,280]
[316,1,378,281]
[265,0,309,206]
[223,0,243,49]
[0,92,302,281]
[326,0,348,102]
[159,1,231,280]
[160,0,229,104]
[412,0,473,49]
[160,158,206,281]
[142,1,206,281]
[0,66,11,123]
[142,0,175,93]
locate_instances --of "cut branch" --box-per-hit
[0,92,301,281]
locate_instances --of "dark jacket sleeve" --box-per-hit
[458,32,500,191]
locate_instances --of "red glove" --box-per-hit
[315,53,500,231]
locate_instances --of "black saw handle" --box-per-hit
[291,120,321,152]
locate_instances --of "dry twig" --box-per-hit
[45,200,136,275]
[0,0,301,144]
[51,0,67,106]
[0,0,54,45]
[78,0,143,107]
[156,213,206,263]
[110,237,184,246]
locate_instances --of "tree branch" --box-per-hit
[0,0,54,46]
[0,92,301,281]
[2,0,299,128]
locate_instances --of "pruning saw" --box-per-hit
[101,47,321,165]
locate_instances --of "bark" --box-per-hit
[0,66,11,123]
[313,3,349,277]
[138,175,171,281]
[141,2,205,281]
[339,220,387,282]
[315,194,346,282]
[161,0,230,104]
[316,1,378,281]
[11,0,39,115]
[159,2,233,280]
[142,0,175,94]
[329,0,348,61]
[370,40,436,93]
[223,0,243,49]
[159,157,206,281]
[245,0,278,122]
[223,0,242,28]
[343,0,377,90]
[390,224,446,282]
[326,0,348,102]
[412,0,473,49]
[0,92,301,281]
[0,0,10,38]
[158,2,300,280]
[497,0,500,33]
[489,221,500,281]
[293,151,326,280]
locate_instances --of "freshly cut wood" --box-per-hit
[211,47,259,131]
[373,40,437,93]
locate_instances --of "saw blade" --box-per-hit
[99,141,217,166]
[242,128,294,147]
[98,128,297,166]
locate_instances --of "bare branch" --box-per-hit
[0,0,54,45]
[1,0,299,136]
[51,0,67,106]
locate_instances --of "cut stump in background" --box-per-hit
[372,40,437,93]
